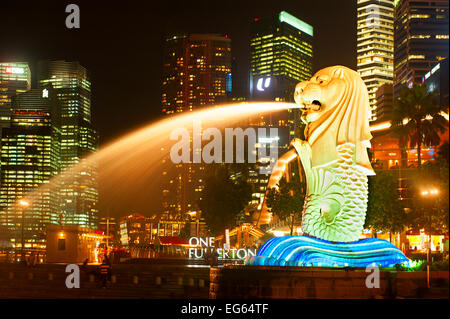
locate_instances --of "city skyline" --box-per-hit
[0,2,447,303]
[0,0,357,145]
[0,60,99,251]
[0,2,446,231]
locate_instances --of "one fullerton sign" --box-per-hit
[188,237,257,260]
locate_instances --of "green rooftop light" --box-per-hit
[279,11,313,37]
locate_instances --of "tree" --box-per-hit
[437,141,449,164]
[198,164,252,236]
[365,170,407,242]
[265,171,305,236]
[407,153,449,234]
[390,84,447,168]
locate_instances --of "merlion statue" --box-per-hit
[292,65,375,242]
[249,66,410,267]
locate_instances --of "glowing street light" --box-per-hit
[19,200,29,207]
[421,188,439,197]
[420,187,439,288]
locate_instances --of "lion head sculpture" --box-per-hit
[294,65,375,175]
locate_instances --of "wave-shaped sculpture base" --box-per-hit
[246,236,411,267]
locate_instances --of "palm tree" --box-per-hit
[390,84,448,168]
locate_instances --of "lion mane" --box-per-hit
[304,65,375,176]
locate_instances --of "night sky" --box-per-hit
[0,0,357,146]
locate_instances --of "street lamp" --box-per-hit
[420,187,439,288]
[19,199,29,263]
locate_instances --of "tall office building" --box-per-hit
[161,34,231,216]
[250,11,313,136]
[37,60,98,229]
[375,83,394,122]
[357,0,395,121]
[249,11,313,209]
[394,0,449,96]
[422,58,449,108]
[250,11,313,97]
[0,88,60,251]
[229,57,248,102]
[0,63,31,129]
[0,62,32,250]
[162,34,231,114]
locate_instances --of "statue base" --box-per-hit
[246,236,410,267]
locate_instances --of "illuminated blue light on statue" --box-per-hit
[247,236,411,267]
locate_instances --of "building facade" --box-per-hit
[357,0,395,121]
[0,62,32,249]
[0,88,60,253]
[161,34,231,217]
[46,224,105,264]
[250,10,313,137]
[248,11,313,214]
[0,62,31,129]
[37,60,99,229]
[161,34,231,114]
[422,57,449,108]
[375,83,394,122]
[246,125,291,210]
[394,0,449,96]
[119,213,207,249]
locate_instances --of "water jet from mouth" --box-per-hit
[10,102,300,222]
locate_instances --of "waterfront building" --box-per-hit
[161,34,231,217]
[0,62,31,129]
[375,83,394,122]
[37,60,99,229]
[357,0,395,120]
[247,11,313,214]
[394,0,449,96]
[0,88,60,253]
[250,10,313,137]
[46,224,105,264]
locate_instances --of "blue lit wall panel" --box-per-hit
[247,236,410,267]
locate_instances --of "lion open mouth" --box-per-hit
[311,100,322,110]
[299,100,322,111]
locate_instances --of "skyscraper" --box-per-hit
[0,62,31,129]
[249,11,313,209]
[37,60,98,229]
[250,10,313,136]
[250,11,313,96]
[422,58,449,109]
[394,0,449,96]
[357,0,395,121]
[162,34,231,114]
[161,34,231,216]
[0,88,60,252]
[0,62,32,251]
[375,83,394,122]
